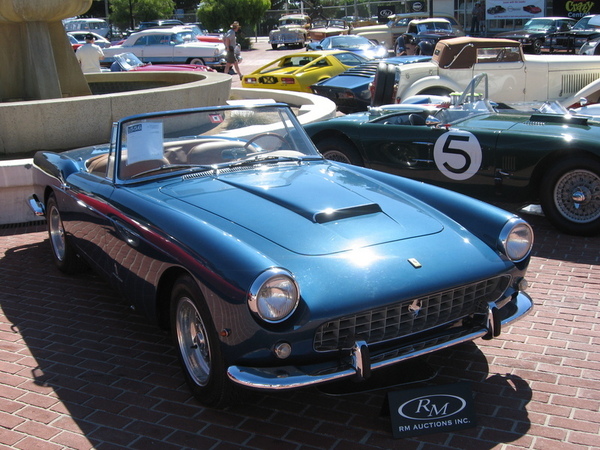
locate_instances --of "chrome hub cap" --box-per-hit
[49,206,66,261]
[176,297,211,386]
[554,169,600,223]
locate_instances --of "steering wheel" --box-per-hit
[244,133,289,151]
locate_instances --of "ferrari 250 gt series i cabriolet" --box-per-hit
[28,103,534,407]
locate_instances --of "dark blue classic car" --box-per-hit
[311,55,431,113]
[28,104,533,407]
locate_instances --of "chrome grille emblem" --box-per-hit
[408,299,423,318]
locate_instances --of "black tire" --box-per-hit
[371,62,395,107]
[170,274,238,407]
[531,39,542,54]
[539,157,600,236]
[271,43,278,50]
[316,137,363,166]
[46,193,85,274]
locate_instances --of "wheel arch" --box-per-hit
[310,130,365,166]
[156,266,197,330]
[399,76,460,102]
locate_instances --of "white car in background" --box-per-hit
[102,28,227,70]
[68,31,111,48]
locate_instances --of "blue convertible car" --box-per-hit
[28,103,533,407]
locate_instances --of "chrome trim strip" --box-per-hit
[228,292,533,390]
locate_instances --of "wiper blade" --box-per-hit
[128,163,213,179]
[227,150,321,168]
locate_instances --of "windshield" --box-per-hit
[114,53,144,70]
[113,104,322,181]
[573,16,593,30]
[523,19,555,31]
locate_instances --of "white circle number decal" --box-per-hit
[433,131,482,181]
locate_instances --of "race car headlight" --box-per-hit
[249,269,299,323]
[498,218,534,262]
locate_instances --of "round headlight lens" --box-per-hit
[249,269,299,323]
[499,219,534,262]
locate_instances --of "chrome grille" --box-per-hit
[314,276,510,351]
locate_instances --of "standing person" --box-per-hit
[76,33,105,73]
[470,2,482,35]
[224,21,242,79]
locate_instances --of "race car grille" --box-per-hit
[313,276,510,351]
[259,76,278,84]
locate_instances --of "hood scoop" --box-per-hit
[528,113,588,126]
[314,204,382,223]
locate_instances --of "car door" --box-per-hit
[356,113,501,199]
[139,34,175,63]
[60,169,116,279]
[470,47,526,102]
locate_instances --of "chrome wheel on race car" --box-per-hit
[553,169,600,221]
[540,157,600,236]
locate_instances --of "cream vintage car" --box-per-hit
[372,37,600,107]
[269,14,311,49]
[351,12,465,51]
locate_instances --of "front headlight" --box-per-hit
[248,268,299,323]
[498,218,534,262]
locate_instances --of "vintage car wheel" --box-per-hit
[371,63,395,107]
[540,157,600,236]
[187,57,205,65]
[271,43,278,50]
[317,137,363,165]
[171,274,236,407]
[46,193,86,274]
[531,39,542,54]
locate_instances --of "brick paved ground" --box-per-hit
[0,211,599,450]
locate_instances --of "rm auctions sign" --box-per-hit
[388,382,477,438]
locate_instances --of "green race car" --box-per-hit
[305,74,600,236]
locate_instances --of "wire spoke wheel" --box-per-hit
[553,168,600,223]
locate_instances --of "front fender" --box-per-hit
[398,76,463,101]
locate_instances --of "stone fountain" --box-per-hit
[0,0,94,101]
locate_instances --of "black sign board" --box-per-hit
[388,382,477,438]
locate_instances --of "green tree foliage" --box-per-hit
[110,0,176,30]
[197,0,271,33]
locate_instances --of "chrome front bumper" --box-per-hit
[227,291,533,390]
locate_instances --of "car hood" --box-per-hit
[496,29,540,38]
[160,163,444,255]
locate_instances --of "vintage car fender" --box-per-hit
[398,75,463,101]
